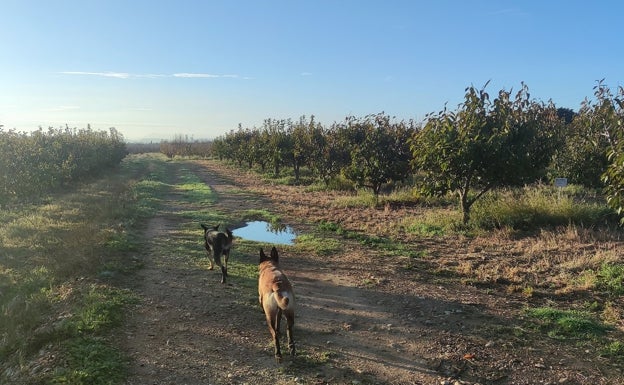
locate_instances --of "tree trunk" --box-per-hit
[459,190,471,224]
[293,162,300,183]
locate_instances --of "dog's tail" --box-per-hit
[274,289,292,310]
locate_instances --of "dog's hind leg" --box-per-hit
[203,240,215,270]
[206,248,215,270]
[265,308,283,362]
[222,248,230,281]
[285,310,295,357]
[211,244,227,284]
[222,228,233,282]
[219,265,227,284]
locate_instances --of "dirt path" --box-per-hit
[121,160,622,385]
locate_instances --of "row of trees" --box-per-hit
[213,114,414,195]
[159,134,212,158]
[212,81,624,224]
[0,126,127,205]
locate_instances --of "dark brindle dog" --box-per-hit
[201,224,233,284]
[258,247,295,362]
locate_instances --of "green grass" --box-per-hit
[595,263,624,296]
[601,341,624,360]
[48,286,138,384]
[175,168,217,204]
[73,286,137,334]
[525,306,608,340]
[52,337,128,385]
[524,305,624,362]
[314,220,421,259]
[295,233,343,256]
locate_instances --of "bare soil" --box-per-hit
[121,159,623,385]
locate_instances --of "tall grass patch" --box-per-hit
[470,185,616,230]
[333,190,378,208]
[401,209,462,236]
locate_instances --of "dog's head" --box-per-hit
[201,223,219,234]
[202,224,233,248]
[259,246,279,267]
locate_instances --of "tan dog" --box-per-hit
[258,247,295,361]
[201,224,233,284]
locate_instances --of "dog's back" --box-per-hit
[258,247,295,361]
[206,229,233,258]
[259,256,294,311]
[201,224,233,283]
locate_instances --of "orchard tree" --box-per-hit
[411,82,560,224]
[309,123,348,186]
[229,126,251,167]
[211,136,228,160]
[288,115,317,183]
[557,107,576,124]
[589,82,624,223]
[262,118,290,176]
[605,142,624,224]
[549,81,621,187]
[342,113,414,198]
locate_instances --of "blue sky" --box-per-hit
[1,1,622,141]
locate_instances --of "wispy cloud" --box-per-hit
[173,73,241,79]
[301,72,313,76]
[60,71,243,79]
[173,73,220,78]
[42,105,81,112]
[60,71,132,79]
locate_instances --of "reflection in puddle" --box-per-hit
[235,221,296,245]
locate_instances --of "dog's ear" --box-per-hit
[259,248,268,263]
[226,228,233,239]
[201,223,208,231]
[270,247,279,263]
[213,224,219,231]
